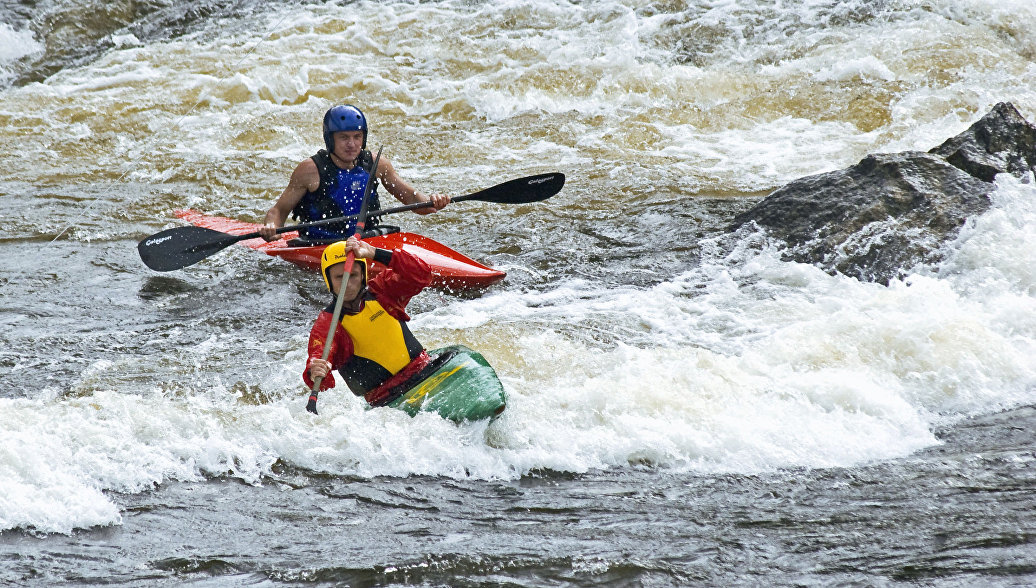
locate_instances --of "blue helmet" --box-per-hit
[322,104,368,152]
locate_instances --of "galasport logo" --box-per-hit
[528,175,555,184]
[145,235,173,247]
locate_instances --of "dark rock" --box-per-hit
[931,102,1036,182]
[729,102,1036,284]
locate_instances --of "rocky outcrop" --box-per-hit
[930,102,1036,182]
[730,102,1036,284]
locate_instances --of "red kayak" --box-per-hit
[174,210,506,290]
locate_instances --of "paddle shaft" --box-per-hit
[138,172,564,272]
[230,174,563,243]
[306,146,384,414]
[224,199,435,244]
[305,254,351,414]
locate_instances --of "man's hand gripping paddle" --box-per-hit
[306,146,383,415]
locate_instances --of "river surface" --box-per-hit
[1,0,1034,585]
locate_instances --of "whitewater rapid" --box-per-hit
[4,171,1033,534]
[1,0,1035,536]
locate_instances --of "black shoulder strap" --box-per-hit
[291,150,336,221]
[312,149,337,195]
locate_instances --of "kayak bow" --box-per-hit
[381,345,507,423]
[174,209,506,290]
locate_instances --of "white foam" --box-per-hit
[0,23,42,87]
[415,177,1036,476]
[814,56,897,83]
[0,23,41,65]
[3,0,1036,535]
[19,201,1034,532]
[6,0,1035,193]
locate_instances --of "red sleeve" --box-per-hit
[302,310,353,391]
[368,248,432,321]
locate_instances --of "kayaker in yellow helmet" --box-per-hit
[258,104,450,242]
[303,235,439,407]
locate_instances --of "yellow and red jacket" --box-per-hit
[303,247,433,403]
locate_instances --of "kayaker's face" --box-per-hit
[328,262,365,299]
[331,130,364,163]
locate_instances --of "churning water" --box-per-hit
[1,0,1034,584]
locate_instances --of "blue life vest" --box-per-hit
[291,149,381,239]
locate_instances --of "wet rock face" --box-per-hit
[730,102,1036,284]
[930,102,1036,182]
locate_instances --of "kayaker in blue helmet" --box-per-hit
[303,235,438,407]
[258,104,450,241]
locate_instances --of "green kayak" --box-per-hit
[379,345,506,423]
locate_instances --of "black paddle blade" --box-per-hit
[462,172,565,204]
[137,225,242,272]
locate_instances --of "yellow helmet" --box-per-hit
[320,241,367,293]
